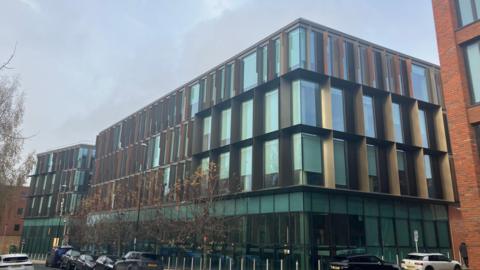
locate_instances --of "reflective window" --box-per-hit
[358,46,369,85]
[327,35,338,76]
[274,38,281,77]
[334,139,348,188]
[219,152,230,193]
[241,99,253,140]
[190,83,200,117]
[292,80,320,126]
[243,51,257,91]
[363,95,376,138]
[372,51,384,89]
[225,63,235,98]
[152,135,160,168]
[418,109,429,148]
[392,103,404,143]
[424,155,438,199]
[240,146,252,192]
[412,64,430,102]
[261,46,268,82]
[292,133,323,185]
[331,87,346,132]
[457,0,480,26]
[288,28,306,70]
[385,54,396,92]
[309,31,316,71]
[399,59,409,95]
[397,150,409,195]
[343,41,355,81]
[465,40,480,103]
[367,144,379,192]
[163,166,171,195]
[265,89,279,133]
[220,108,231,146]
[202,116,211,151]
[264,139,279,188]
[219,67,225,100]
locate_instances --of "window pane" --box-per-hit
[220,108,231,146]
[381,218,395,246]
[457,0,476,26]
[264,139,279,187]
[190,83,200,117]
[309,31,316,71]
[392,103,404,143]
[334,139,348,187]
[292,80,319,126]
[243,51,257,91]
[219,152,230,180]
[265,89,279,133]
[240,146,252,192]
[241,100,253,140]
[202,116,211,151]
[164,166,171,195]
[367,144,379,192]
[152,136,160,167]
[292,133,323,186]
[424,221,437,248]
[274,39,280,76]
[365,217,379,246]
[412,64,430,102]
[262,46,268,82]
[418,109,429,148]
[424,155,437,198]
[288,28,306,69]
[363,95,376,137]
[331,88,346,131]
[465,41,480,103]
[397,150,409,195]
[225,63,235,98]
[395,219,410,246]
[358,46,369,85]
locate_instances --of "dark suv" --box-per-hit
[114,252,163,270]
[329,255,400,270]
[46,246,72,268]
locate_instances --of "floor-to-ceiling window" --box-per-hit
[456,0,480,26]
[292,80,320,126]
[240,146,252,192]
[397,150,409,195]
[265,89,279,133]
[464,40,480,104]
[334,139,348,188]
[264,139,279,188]
[241,99,253,140]
[293,133,323,185]
[219,152,230,193]
[288,27,306,70]
[363,95,376,138]
[190,83,200,117]
[220,108,231,146]
[202,116,211,151]
[411,64,430,102]
[418,109,429,148]
[243,51,258,91]
[331,87,346,132]
[392,103,404,143]
[367,144,379,192]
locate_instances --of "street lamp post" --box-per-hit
[134,143,148,251]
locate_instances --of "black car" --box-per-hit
[46,245,73,268]
[94,255,118,270]
[71,254,96,270]
[60,249,81,270]
[329,255,400,270]
[114,252,163,270]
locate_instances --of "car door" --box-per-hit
[436,255,452,270]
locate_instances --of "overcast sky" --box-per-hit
[0,0,438,156]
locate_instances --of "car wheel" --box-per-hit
[425,266,434,270]
[454,265,461,270]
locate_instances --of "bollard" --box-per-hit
[190,257,194,270]
[240,257,244,270]
[396,254,399,266]
[229,258,232,270]
[253,259,256,270]
[168,257,171,270]
[183,257,186,270]
[296,260,299,270]
[266,259,269,270]
[318,259,321,270]
[280,259,283,270]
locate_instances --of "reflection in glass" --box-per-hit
[292,80,319,126]
[264,139,279,188]
[265,89,279,133]
[363,95,376,138]
[332,88,346,132]
[240,146,252,192]
[243,52,257,91]
[293,133,323,185]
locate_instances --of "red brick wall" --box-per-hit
[0,186,28,243]
[432,0,480,268]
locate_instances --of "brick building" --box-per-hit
[0,186,28,254]
[432,0,480,268]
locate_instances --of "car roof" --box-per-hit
[0,254,29,258]
[408,253,444,256]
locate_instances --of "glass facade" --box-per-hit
[331,87,346,132]
[190,83,200,117]
[202,116,211,151]
[264,139,279,188]
[334,139,348,188]
[219,152,230,193]
[240,146,252,192]
[418,109,429,148]
[241,99,253,140]
[243,51,258,91]
[292,80,319,126]
[363,95,376,138]
[457,0,480,26]
[220,108,231,146]
[288,28,306,70]
[367,145,379,192]
[412,64,430,102]
[465,40,480,103]
[293,133,323,185]
[265,89,279,133]
[397,150,409,195]
[392,103,404,143]
[424,155,437,199]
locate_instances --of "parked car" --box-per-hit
[329,254,400,270]
[94,255,118,270]
[60,249,81,270]
[46,245,73,268]
[0,253,34,270]
[114,252,163,270]
[71,254,96,270]
[401,253,461,270]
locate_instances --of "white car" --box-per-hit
[0,254,34,270]
[401,253,461,270]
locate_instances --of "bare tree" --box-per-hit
[0,47,35,221]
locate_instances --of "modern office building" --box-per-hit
[0,186,28,253]
[432,0,480,267]
[22,144,95,254]
[91,18,454,268]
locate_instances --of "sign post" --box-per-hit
[414,230,419,252]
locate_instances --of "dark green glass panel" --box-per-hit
[380,218,395,246]
[364,199,379,216]
[275,193,289,212]
[330,195,347,214]
[261,195,274,213]
[312,192,329,213]
[365,217,380,246]
[347,197,363,215]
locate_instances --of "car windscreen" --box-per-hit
[406,255,425,260]
[84,255,94,261]
[2,257,29,263]
[140,254,159,261]
[70,250,81,257]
